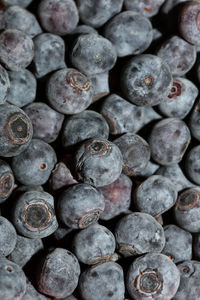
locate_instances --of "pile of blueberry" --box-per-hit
[1,0,200,299]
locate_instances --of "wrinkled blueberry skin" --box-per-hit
[185,145,200,185]
[114,133,151,176]
[135,175,177,217]
[127,253,180,300]
[158,77,198,119]
[49,162,77,191]
[0,257,26,300]
[88,72,110,102]
[33,33,66,78]
[0,159,15,204]
[37,248,80,299]
[76,0,123,28]
[9,235,43,268]
[0,103,33,157]
[121,54,172,106]
[156,164,195,192]
[57,183,105,229]
[22,279,47,300]
[174,260,200,300]
[0,216,17,257]
[79,261,125,300]
[104,11,153,57]
[75,138,123,187]
[4,5,42,38]
[115,212,165,257]
[24,102,64,144]
[124,0,165,18]
[7,69,36,107]
[162,225,192,263]
[2,0,32,7]
[0,29,34,71]
[71,33,117,75]
[38,0,79,36]
[189,98,200,142]
[47,68,93,115]
[12,139,57,186]
[149,118,191,166]
[12,190,58,238]
[174,187,200,233]
[99,173,132,220]
[62,110,109,149]
[72,223,116,265]
[101,94,161,135]
[0,64,10,104]
[157,36,196,76]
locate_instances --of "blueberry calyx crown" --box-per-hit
[67,70,90,91]
[134,268,163,296]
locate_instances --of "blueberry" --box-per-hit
[71,33,117,75]
[149,118,191,165]
[0,63,10,104]
[7,69,36,107]
[12,190,58,238]
[76,0,123,28]
[88,72,110,102]
[99,173,132,220]
[126,253,180,300]
[12,139,57,186]
[9,235,43,267]
[121,54,172,106]
[185,145,200,185]
[22,278,47,300]
[0,257,26,300]
[75,138,123,187]
[0,29,34,71]
[38,0,79,36]
[114,133,151,176]
[33,33,66,78]
[4,5,42,38]
[72,223,116,265]
[62,110,109,149]
[57,183,105,229]
[189,98,200,142]
[104,11,153,57]
[115,212,165,257]
[47,68,93,115]
[79,261,125,300]
[0,216,17,257]
[49,162,77,191]
[124,0,165,18]
[0,103,33,157]
[24,102,64,144]
[0,159,14,204]
[37,248,80,298]
[2,0,32,7]
[157,36,196,76]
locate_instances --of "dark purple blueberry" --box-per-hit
[174,188,200,233]
[33,33,66,78]
[149,118,191,165]
[185,145,200,185]
[158,77,198,119]
[88,72,110,102]
[47,68,93,115]
[135,175,177,217]
[12,190,58,238]
[38,0,79,35]
[104,11,153,57]
[121,54,172,106]
[57,183,105,229]
[0,29,34,71]
[157,36,196,76]
[49,162,77,191]
[0,159,14,204]
[127,253,180,300]
[76,0,123,28]
[4,5,42,38]
[114,133,150,176]
[7,69,36,107]
[99,173,132,220]
[24,102,64,144]
[37,248,80,298]
[2,0,32,7]
[0,216,17,257]
[62,110,109,148]
[71,33,117,75]
[162,225,192,263]
[124,0,165,18]
[115,212,165,257]
[0,103,33,157]
[0,257,26,300]
[189,98,200,142]
[75,138,123,187]
[12,139,57,186]
[79,261,125,300]
[9,235,43,268]
[72,223,116,265]
[0,63,10,104]
[22,279,47,300]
